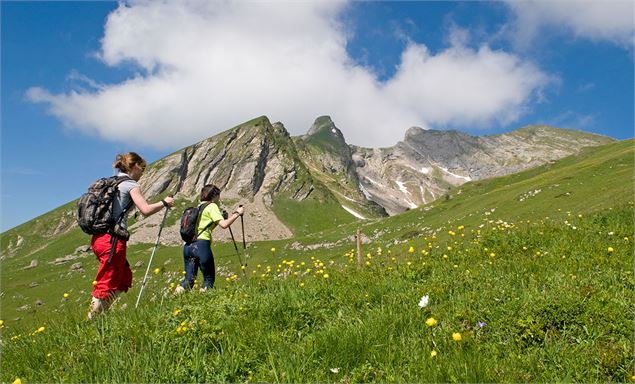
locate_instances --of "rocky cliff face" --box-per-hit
[295,116,388,219]
[352,125,614,214]
[129,116,348,244]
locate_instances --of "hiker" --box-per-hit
[88,152,174,319]
[175,184,244,293]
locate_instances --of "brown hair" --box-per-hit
[113,152,147,174]
[201,184,221,202]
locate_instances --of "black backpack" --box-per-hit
[180,203,212,243]
[76,175,132,235]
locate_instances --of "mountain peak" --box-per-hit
[306,115,337,135]
[303,116,348,151]
[404,126,427,140]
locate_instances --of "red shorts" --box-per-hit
[91,233,132,300]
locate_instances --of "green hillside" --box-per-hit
[1,139,633,382]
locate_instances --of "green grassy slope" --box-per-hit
[348,138,633,246]
[2,207,632,382]
[1,139,633,382]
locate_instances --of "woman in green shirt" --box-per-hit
[176,184,244,293]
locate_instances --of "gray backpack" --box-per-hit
[76,175,132,236]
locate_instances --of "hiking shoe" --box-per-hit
[174,285,186,295]
[87,297,104,320]
[199,287,209,293]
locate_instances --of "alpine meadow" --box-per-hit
[3,2,635,382]
[1,114,633,381]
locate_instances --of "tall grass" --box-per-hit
[3,206,632,382]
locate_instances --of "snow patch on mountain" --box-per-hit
[342,205,366,219]
[435,165,472,181]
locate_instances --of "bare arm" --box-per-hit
[129,187,174,217]
[217,213,240,229]
[217,205,245,229]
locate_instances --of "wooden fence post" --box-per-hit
[356,228,362,266]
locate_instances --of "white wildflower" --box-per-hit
[418,295,430,309]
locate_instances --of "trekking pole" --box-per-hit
[239,205,246,250]
[227,225,247,277]
[135,204,170,308]
[238,205,249,274]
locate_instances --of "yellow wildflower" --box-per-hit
[607,247,614,253]
[12,379,22,384]
[36,326,45,333]
[408,246,415,253]
[452,332,462,341]
[430,350,438,358]
[0,319,4,327]
[323,274,329,279]
[63,293,69,298]
[154,268,160,274]
[425,317,438,327]
[271,247,276,252]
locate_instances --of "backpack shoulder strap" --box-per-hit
[195,202,213,238]
[114,175,135,223]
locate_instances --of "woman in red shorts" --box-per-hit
[89,152,174,319]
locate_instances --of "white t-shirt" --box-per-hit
[111,171,139,229]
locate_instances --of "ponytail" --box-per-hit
[113,152,146,174]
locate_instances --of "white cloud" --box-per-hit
[27,0,552,149]
[384,42,551,127]
[505,0,635,48]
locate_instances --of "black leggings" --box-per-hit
[180,240,215,289]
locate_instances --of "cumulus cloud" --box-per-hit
[27,0,551,149]
[384,42,551,127]
[505,0,635,48]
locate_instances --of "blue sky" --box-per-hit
[2,0,633,231]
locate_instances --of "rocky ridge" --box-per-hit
[352,125,614,214]
[2,116,615,246]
